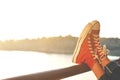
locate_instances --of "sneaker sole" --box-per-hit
[72,23,93,63]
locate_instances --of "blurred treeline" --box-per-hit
[0,35,120,56]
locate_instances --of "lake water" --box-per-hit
[0,51,119,80]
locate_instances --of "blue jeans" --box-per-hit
[99,61,120,80]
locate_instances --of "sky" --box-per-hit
[0,0,120,40]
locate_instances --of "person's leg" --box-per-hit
[72,21,106,79]
[97,49,120,80]
[98,46,120,80]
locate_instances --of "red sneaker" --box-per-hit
[91,20,108,62]
[72,22,97,69]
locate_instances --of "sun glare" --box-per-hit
[0,0,120,41]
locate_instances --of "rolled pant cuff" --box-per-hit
[104,61,118,76]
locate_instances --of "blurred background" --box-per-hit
[0,0,120,80]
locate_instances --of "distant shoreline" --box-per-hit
[0,35,120,56]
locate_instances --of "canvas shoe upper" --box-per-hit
[72,22,97,69]
[91,20,108,62]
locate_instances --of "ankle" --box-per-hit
[92,61,105,79]
[101,57,111,67]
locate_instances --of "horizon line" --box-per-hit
[0,35,120,41]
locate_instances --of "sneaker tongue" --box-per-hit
[92,30,100,34]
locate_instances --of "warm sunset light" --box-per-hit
[0,1,120,80]
[0,0,120,40]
